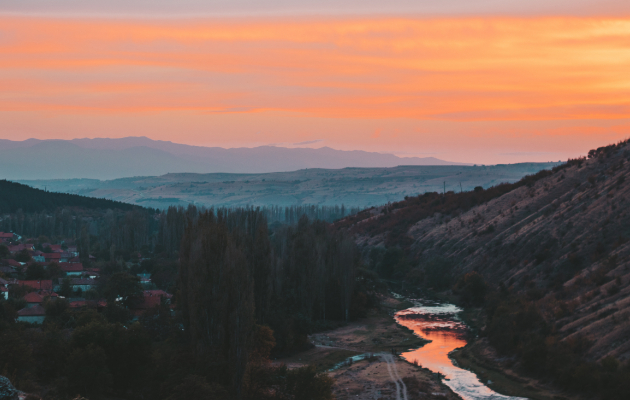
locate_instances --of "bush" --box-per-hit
[453,272,488,306]
[422,257,454,290]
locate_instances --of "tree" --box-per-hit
[25,263,46,280]
[15,249,31,262]
[58,278,73,298]
[46,262,64,280]
[65,344,112,397]
[166,375,229,400]
[102,272,143,308]
[453,271,488,306]
[423,257,454,290]
[0,244,9,258]
[284,365,335,400]
[179,212,255,399]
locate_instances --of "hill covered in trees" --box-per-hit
[0,180,139,214]
[342,140,630,398]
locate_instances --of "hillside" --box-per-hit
[343,140,630,372]
[0,180,139,213]
[18,163,559,209]
[0,137,467,179]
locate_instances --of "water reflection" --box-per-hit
[395,300,527,400]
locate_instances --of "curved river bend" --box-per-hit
[394,299,527,400]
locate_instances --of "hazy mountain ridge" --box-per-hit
[18,163,559,209]
[0,137,467,180]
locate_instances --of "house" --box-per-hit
[17,280,53,291]
[49,245,63,253]
[8,244,34,253]
[23,292,44,308]
[59,262,84,276]
[59,252,74,262]
[130,290,172,316]
[137,271,152,285]
[0,232,14,242]
[69,299,107,311]
[68,256,82,263]
[32,255,45,263]
[4,259,23,268]
[0,266,15,275]
[0,278,8,300]
[17,304,46,324]
[42,253,61,262]
[59,278,97,292]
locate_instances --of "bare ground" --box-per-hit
[274,295,459,400]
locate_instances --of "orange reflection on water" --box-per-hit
[395,307,467,379]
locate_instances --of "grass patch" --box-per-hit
[311,349,361,372]
[451,346,555,400]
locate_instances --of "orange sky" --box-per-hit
[1,16,629,163]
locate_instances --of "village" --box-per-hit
[0,231,173,325]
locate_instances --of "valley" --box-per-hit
[20,163,559,209]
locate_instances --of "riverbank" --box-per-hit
[440,299,584,400]
[275,293,460,400]
[450,339,580,400]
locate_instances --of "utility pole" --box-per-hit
[459,182,463,193]
[443,181,446,196]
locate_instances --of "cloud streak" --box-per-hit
[0,15,629,163]
[293,139,323,145]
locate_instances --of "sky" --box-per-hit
[1,1,630,164]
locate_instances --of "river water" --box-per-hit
[394,299,527,400]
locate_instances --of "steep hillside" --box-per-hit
[343,140,630,364]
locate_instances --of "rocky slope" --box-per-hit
[345,140,630,363]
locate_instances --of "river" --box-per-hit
[394,298,527,400]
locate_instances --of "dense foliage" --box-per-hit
[0,180,139,214]
[0,204,363,399]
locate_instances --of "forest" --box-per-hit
[0,180,140,214]
[0,201,369,399]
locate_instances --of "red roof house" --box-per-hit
[17,304,46,323]
[43,253,61,262]
[8,244,34,253]
[23,292,44,307]
[18,280,53,291]
[59,262,84,275]
[0,232,14,240]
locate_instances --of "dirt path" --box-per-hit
[382,354,408,400]
[275,296,460,399]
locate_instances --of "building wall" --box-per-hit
[17,315,45,324]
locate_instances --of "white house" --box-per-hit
[17,304,46,324]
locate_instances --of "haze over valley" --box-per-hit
[20,162,559,209]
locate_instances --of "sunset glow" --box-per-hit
[1,14,630,163]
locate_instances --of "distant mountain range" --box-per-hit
[0,137,467,180]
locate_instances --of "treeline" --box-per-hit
[0,180,141,214]
[335,157,586,248]
[259,204,360,224]
[179,209,367,396]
